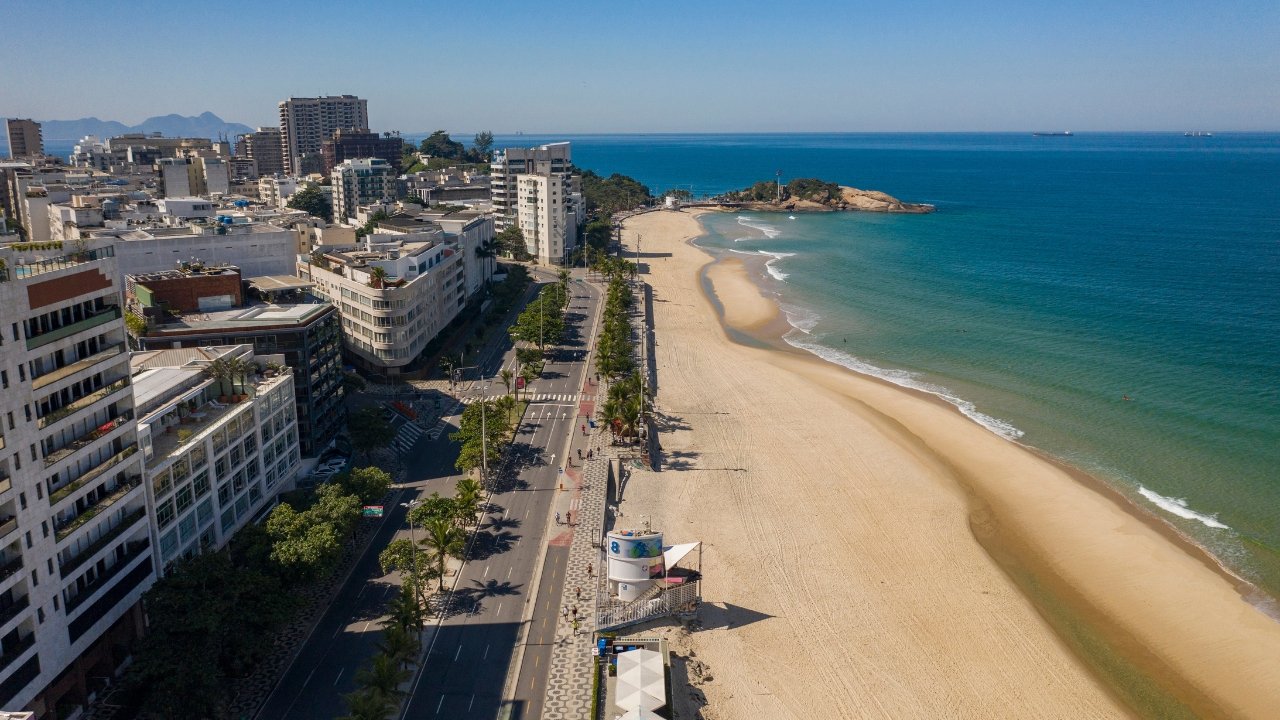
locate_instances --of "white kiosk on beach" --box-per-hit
[607,529,665,602]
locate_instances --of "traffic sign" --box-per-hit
[361,505,384,517]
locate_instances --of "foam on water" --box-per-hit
[784,334,1026,440]
[780,303,820,334]
[728,248,797,281]
[1137,486,1231,530]
[737,215,782,239]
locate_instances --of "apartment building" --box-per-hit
[0,242,154,714]
[5,120,43,159]
[130,271,344,458]
[258,176,304,210]
[491,142,583,265]
[330,158,395,222]
[278,96,368,175]
[236,127,284,177]
[299,231,466,374]
[131,345,300,571]
[321,130,403,174]
[89,221,296,278]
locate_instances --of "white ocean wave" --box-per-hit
[783,335,1026,440]
[1138,486,1231,530]
[780,303,820,334]
[737,215,782,239]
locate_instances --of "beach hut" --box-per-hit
[615,648,666,713]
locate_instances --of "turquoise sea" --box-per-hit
[503,132,1280,604]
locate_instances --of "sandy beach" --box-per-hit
[616,209,1280,719]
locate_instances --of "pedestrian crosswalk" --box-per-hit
[459,393,586,405]
[390,421,424,453]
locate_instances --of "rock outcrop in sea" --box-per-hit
[716,177,935,213]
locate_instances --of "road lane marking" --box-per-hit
[334,667,345,686]
[496,602,503,615]
[304,666,316,687]
[454,644,462,662]
[436,695,444,714]
[469,694,475,712]
[507,566,513,580]
[483,564,490,578]
[484,644,490,659]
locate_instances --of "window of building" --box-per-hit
[178,512,197,543]
[157,499,175,528]
[221,507,235,533]
[193,470,210,498]
[152,467,172,496]
[189,444,207,469]
[160,529,178,559]
[175,484,193,513]
[217,482,231,506]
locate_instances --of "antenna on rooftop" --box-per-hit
[776,170,782,203]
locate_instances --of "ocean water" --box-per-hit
[532,132,1280,601]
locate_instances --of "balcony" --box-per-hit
[49,444,139,506]
[55,477,142,542]
[32,342,126,391]
[43,413,132,468]
[0,518,15,544]
[0,632,34,674]
[60,507,145,578]
[26,306,122,351]
[0,596,29,628]
[65,540,149,613]
[38,377,131,429]
[0,556,20,583]
[7,244,114,282]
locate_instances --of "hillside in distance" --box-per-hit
[38,111,253,142]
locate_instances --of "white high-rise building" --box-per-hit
[0,240,154,712]
[278,96,368,176]
[490,142,582,265]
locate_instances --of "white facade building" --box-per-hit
[491,142,582,265]
[299,231,466,373]
[330,158,394,223]
[259,177,303,210]
[90,222,297,278]
[132,346,300,570]
[0,241,154,712]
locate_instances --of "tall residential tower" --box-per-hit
[277,96,368,175]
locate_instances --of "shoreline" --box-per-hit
[621,207,1280,719]
[696,224,1263,605]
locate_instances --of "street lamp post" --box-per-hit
[399,499,425,622]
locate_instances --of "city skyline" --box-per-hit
[2,0,1278,132]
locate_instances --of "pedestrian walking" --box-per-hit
[562,606,569,621]
[576,586,581,600]
[566,510,572,525]
[578,448,583,460]
[581,423,586,435]
[572,605,579,618]
[587,449,593,460]
[555,512,561,524]
[572,618,579,635]
[587,562,593,576]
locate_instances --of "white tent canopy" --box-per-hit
[615,648,666,712]
[662,542,700,569]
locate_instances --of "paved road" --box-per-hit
[258,270,600,720]
[402,273,601,720]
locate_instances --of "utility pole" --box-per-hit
[480,399,488,487]
[400,499,425,623]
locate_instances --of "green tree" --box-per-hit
[422,517,467,590]
[418,130,466,159]
[287,184,332,222]
[349,407,394,456]
[580,169,653,216]
[338,686,394,720]
[472,131,494,160]
[125,309,148,337]
[583,218,613,251]
[355,652,411,701]
[495,225,530,260]
[450,400,506,475]
[383,587,425,635]
[341,466,392,504]
[453,477,485,526]
[499,368,514,396]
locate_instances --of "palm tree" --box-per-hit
[499,368,513,396]
[453,477,484,526]
[202,356,234,398]
[369,266,388,289]
[383,587,423,634]
[355,652,411,700]
[518,365,537,402]
[338,687,394,720]
[377,623,420,668]
[422,517,466,591]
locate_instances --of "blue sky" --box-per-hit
[2,0,1277,132]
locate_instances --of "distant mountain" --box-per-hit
[38,112,254,143]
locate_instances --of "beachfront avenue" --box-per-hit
[257,267,602,719]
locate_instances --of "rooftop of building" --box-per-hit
[130,263,240,284]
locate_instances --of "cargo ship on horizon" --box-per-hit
[1032,131,1074,137]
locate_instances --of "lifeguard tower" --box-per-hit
[595,523,702,632]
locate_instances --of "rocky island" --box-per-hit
[716,177,935,213]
